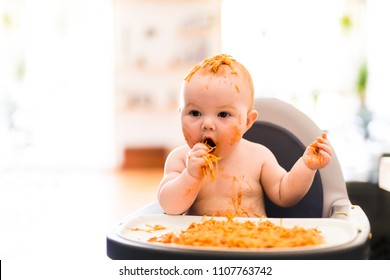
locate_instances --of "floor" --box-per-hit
[108,168,163,225]
[0,167,163,261]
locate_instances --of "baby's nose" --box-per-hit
[201,117,216,130]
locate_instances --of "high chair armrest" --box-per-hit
[330,203,371,259]
[330,202,370,233]
[329,202,352,220]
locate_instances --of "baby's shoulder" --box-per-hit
[166,145,190,161]
[242,139,275,158]
[163,145,189,171]
[243,139,272,152]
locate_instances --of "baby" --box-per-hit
[157,54,332,217]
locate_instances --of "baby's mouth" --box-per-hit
[203,138,217,149]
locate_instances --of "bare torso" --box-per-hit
[186,139,267,217]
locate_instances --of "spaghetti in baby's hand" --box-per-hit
[202,140,220,183]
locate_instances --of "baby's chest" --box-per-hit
[200,168,262,199]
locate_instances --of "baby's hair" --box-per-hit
[183,54,255,109]
[184,54,238,82]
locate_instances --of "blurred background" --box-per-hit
[1,0,390,262]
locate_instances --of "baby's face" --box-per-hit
[180,67,254,158]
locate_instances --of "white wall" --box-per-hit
[0,0,116,170]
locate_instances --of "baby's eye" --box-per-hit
[189,110,201,117]
[218,111,230,118]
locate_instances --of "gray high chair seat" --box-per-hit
[107,97,371,259]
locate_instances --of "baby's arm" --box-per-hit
[261,133,332,207]
[157,143,209,214]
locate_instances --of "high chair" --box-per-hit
[107,97,371,259]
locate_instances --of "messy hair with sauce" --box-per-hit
[179,54,255,110]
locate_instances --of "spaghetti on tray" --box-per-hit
[148,216,324,248]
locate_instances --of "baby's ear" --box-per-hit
[245,109,258,130]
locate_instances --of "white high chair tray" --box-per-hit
[116,214,358,253]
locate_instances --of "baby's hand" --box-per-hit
[186,143,209,179]
[303,132,332,170]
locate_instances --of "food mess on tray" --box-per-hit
[147,216,324,249]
